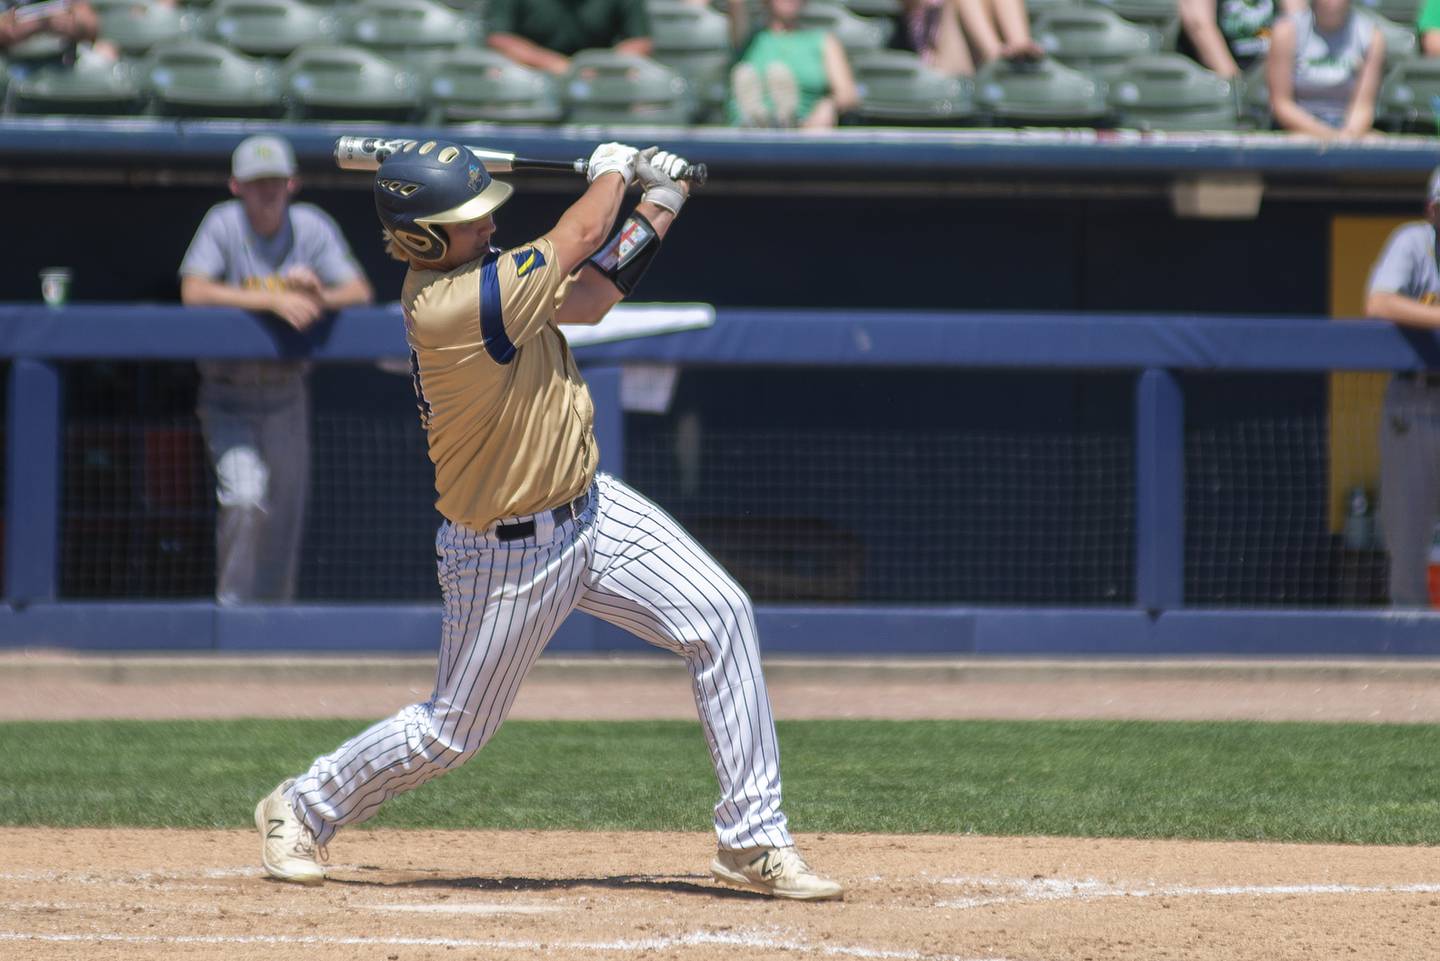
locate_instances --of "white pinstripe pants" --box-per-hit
[289,473,793,851]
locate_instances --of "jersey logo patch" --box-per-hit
[512,247,546,278]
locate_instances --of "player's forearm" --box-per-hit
[486,32,570,74]
[551,175,627,272]
[614,36,653,58]
[636,200,678,240]
[181,275,280,312]
[1366,291,1440,328]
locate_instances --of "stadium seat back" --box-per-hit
[795,1,890,53]
[1357,8,1418,68]
[203,0,338,57]
[1034,6,1162,78]
[281,44,419,120]
[975,55,1110,123]
[424,48,563,123]
[851,48,974,123]
[1109,53,1237,129]
[563,50,692,124]
[144,39,283,116]
[340,0,481,69]
[12,56,145,115]
[839,0,899,16]
[1085,0,1178,28]
[93,0,192,56]
[1356,0,1421,25]
[1377,58,1440,132]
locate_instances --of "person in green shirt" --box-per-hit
[726,0,859,128]
[486,0,652,75]
[1421,0,1440,55]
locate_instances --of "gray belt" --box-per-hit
[494,490,591,542]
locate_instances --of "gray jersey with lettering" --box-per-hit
[179,200,362,383]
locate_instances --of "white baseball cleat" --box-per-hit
[254,778,326,885]
[710,845,844,901]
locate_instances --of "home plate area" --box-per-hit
[2,828,1437,961]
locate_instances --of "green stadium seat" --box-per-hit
[1033,6,1162,79]
[281,44,420,120]
[1026,0,1076,20]
[562,50,692,125]
[1358,9,1418,68]
[839,0,900,17]
[975,55,1109,124]
[12,55,145,115]
[423,48,563,123]
[3,33,68,64]
[795,1,890,53]
[1085,0,1178,28]
[92,0,192,57]
[650,0,731,122]
[1236,58,1269,129]
[1108,52,1238,130]
[143,39,283,117]
[1377,57,1440,132]
[339,0,482,70]
[850,48,974,124]
[203,0,339,58]
[1355,0,1421,25]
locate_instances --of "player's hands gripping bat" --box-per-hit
[334,136,708,185]
[636,147,690,214]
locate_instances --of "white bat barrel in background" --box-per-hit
[333,136,521,173]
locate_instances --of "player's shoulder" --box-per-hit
[287,202,343,231]
[1385,220,1434,250]
[496,237,556,281]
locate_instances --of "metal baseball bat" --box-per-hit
[334,136,708,185]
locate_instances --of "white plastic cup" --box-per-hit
[39,267,72,309]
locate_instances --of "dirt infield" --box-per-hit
[2,829,1437,961]
[3,651,1439,960]
[5,651,1440,723]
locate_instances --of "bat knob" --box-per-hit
[683,163,708,186]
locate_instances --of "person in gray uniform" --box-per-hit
[1267,0,1383,138]
[1364,166,1440,608]
[180,134,373,605]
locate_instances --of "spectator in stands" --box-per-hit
[1267,0,1384,138]
[1363,165,1440,608]
[485,0,653,75]
[0,0,117,64]
[890,0,976,77]
[179,135,373,606]
[726,0,859,128]
[1178,0,1303,80]
[951,0,1044,65]
[1419,0,1440,55]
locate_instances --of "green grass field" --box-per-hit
[2,719,1438,844]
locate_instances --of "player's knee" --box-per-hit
[215,446,269,509]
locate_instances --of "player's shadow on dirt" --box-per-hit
[334,873,768,900]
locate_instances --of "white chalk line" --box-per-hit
[934,876,1440,909]
[362,902,561,915]
[0,930,1008,961]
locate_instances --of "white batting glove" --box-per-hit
[636,146,688,214]
[587,142,639,185]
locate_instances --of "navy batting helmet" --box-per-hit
[375,140,513,262]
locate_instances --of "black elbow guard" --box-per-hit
[586,211,661,296]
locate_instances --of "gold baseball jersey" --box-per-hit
[400,236,595,529]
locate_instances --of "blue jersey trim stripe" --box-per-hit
[480,251,515,365]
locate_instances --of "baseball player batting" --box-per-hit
[254,138,843,901]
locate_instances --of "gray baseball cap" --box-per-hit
[232,135,296,181]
